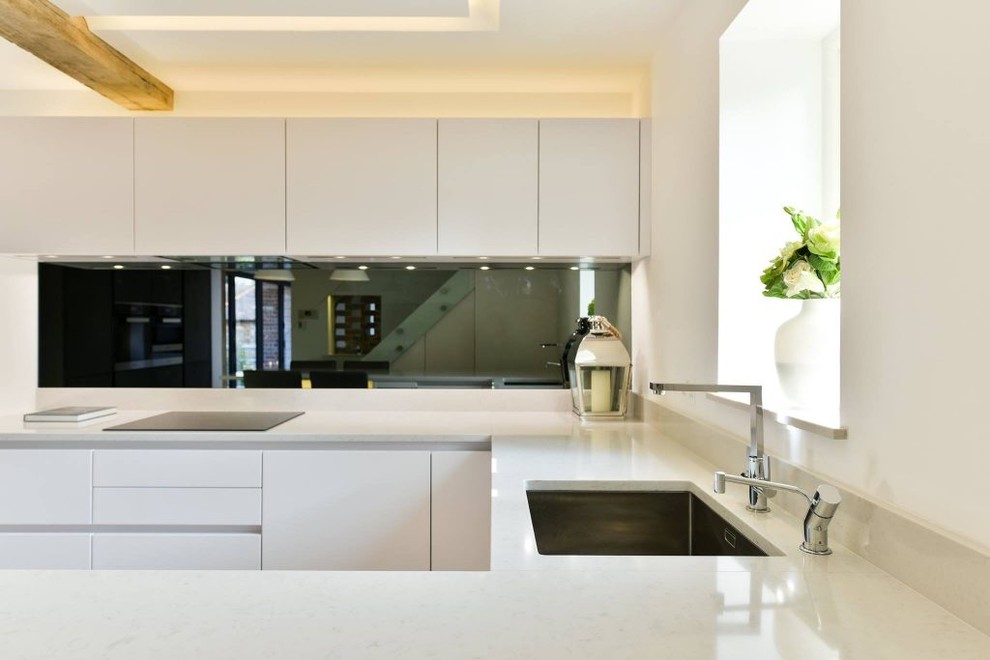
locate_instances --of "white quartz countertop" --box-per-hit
[1,413,988,658]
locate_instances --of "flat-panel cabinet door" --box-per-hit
[262,451,431,570]
[0,118,134,255]
[0,534,91,569]
[431,451,491,570]
[0,450,92,524]
[438,120,538,256]
[538,119,641,257]
[286,119,437,256]
[134,118,286,255]
[92,533,260,570]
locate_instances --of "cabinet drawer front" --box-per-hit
[0,534,91,570]
[94,450,262,487]
[93,488,261,525]
[92,533,260,570]
[0,450,92,525]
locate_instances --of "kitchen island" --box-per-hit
[0,411,988,658]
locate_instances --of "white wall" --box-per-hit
[0,258,37,414]
[839,0,990,549]
[639,0,990,551]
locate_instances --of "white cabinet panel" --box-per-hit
[0,450,91,524]
[286,119,437,256]
[431,451,491,571]
[0,534,91,569]
[0,118,134,255]
[93,488,261,526]
[438,119,538,256]
[262,450,431,570]
[134,118,286,255]
[538,119,641,257]
[94,450,262,488]
[92,533,260,570]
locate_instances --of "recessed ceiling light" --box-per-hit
[160,265,171,270]
[405,265,416,271]
[480,266,490,271]
[525,266,535,271]
[113,264,125,270]
[358,265,369,270]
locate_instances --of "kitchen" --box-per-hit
[1,0,989,658]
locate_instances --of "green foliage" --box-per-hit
[761,207,841,299]
[587,299,596,316]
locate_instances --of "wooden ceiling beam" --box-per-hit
[0,0,173,111]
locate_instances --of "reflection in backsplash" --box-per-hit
[38,261,632,389]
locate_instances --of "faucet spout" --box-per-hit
[651,382,770,511]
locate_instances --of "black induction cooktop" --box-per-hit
[104,411,304,432]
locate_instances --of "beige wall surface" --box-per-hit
[0,259,37,415]
[638,0,990,551]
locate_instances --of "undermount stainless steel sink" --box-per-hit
[526,488,769,557]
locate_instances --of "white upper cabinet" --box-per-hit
[437,119,538,256]
[134,118,286,255]
[286,119,438,256]
[0,118,134,255]
[538,119,641,257]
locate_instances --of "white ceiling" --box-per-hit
[0,0,686,91]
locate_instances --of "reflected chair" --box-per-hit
[342,360,389,374]
[309,370,369,389]
[243,370,303,389]
[289,360,337,372]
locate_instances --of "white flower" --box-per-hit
[783,260,825,297]
[807,221,840,258]
[778,240,803,262]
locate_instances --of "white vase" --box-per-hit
[774,298,840,410]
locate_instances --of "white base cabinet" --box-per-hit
[262,451,432,570]
[0,534,91,569]
[92,534,260,570]
[0,450,92,525]
[431,451,492,570]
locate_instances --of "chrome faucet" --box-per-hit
[650,383,772,511]
[715,472,842,555]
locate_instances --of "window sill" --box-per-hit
[705,393,846,439]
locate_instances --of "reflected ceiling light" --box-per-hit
[330,268,370,282]
[113,264,124,270]
[405,265,417,271]
[46,255,58,259]
[391,256,402,259]
[160,265,172,270]
[530,256,542,260]
[478,256,489,260]
[479,266,490,271]
[524,266,535,271]
[335,256,347,259]
[254,269,295,282]
[102,256,114,259]
[570,266,580,271]
[358,265,369,270]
